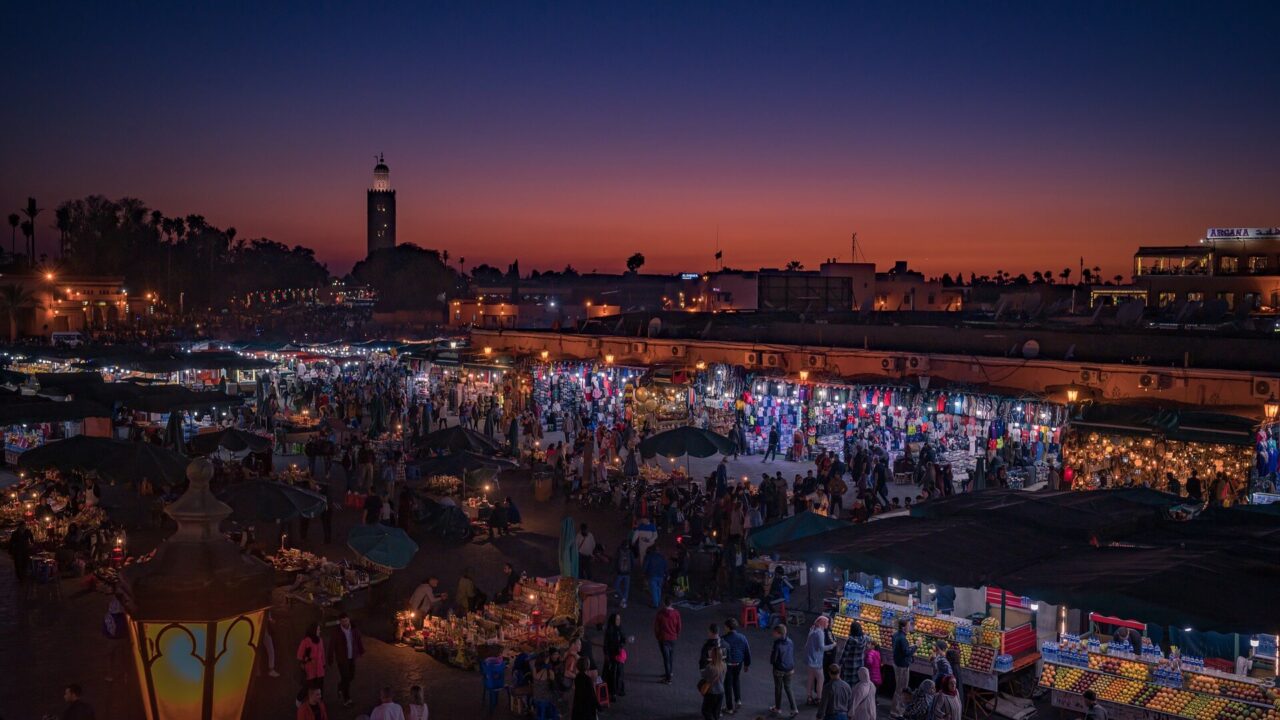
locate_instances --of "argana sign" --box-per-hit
[1206,227,1280,240]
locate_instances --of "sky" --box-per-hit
[2,1,1279,278]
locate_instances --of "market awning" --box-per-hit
[0,398,111,424]
[1071,404,1256,446]
[747,510,851,550]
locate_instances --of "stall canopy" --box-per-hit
[188,427,273,455]
[747,510,851,550]
[775,489,1280,634]
[81,383,244,412]
[417,425,502,455]
[1070,404,1256,446]
[17,435,189,486]
[0,397,111,425]
[638,426,735,459]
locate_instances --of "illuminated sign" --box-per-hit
[1205,227,1280,240]
[680,273,700,280]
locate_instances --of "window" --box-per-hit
[1243,292,1260,310]
[1157,292,1176,308]
[1218,256,1239,274]
[927,293,936,305]
[1186,292,1204,302]
[1248,255,1269,273]
[1216,291,1235,309]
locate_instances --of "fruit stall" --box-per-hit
[1040,629,1279,720]
[833,584,1041,719]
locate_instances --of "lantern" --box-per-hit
[120,459,275,720]
[1265,398,1279,422]
[1066,387,1080,404]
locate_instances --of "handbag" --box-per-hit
[697,679,711,696]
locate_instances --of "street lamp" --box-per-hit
[120,458,275,720]
[1066,387,1080,404]
[1265,397,1279,422]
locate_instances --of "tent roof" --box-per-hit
[747,511,851,550]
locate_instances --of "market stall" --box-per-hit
[397,575,603,669]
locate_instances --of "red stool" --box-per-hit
[775,602,788,624]
[741,604,760,628]
[594,681,611,708]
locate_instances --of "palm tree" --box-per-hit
[54,205,70,259]
[785,260,804,271]
[20,198,42,268]
[19,221,33,265]
[0,283,42,341]
[6,213,17,259]
[1060,268,1071,284]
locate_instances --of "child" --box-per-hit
[866,641,884,689]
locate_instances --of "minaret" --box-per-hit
[367,153,396,256]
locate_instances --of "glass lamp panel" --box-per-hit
[212,610,265,720]
[130,621,159,720]
[144,621,208,720]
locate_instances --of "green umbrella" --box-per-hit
[348,524,419,570]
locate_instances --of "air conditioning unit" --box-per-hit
[745,351,761,366]
[1252,377,1276,400]
[668,345,687,358]
[1138,373,1163,390]
[881,357,906,371]
[630,342,647,354]
[586,338,602,350]
[805,354,827,370]
[762,353,782,369]
[906,356,929,372]
[1080,368,1107,385]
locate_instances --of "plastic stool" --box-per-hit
[741,604,760,628]
[594,681,611,708]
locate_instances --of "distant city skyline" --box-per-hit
[3,2,1278,277]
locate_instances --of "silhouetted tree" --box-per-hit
[6,214,17,259]
[350,244,459,311]
[0,283,41,340]
[785,260,804,271]
[20,198,42,267]
[1060,268,1071,284]
[626,252,645,273]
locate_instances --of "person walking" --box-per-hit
[700,646,727,720]
[700,623,725,669]
[934,675,963,720]
[327,612,365,707]
[643,545,669,608]
[370,686,406,720]
[613,537,633,608]
[770,624,800,717]
[603,612,631,698]
[866,642,883,690]
[891,619,915,718]
[576,523,597,580]
[654,597,683,684]
[407,685,429,720]
[764,425,781,463]
[296,686,329,720]
[296,622,326,695]
[849,667,877,720]
[839,621,869,686]
[817,663,852,720]
[805,616,837,705]
[722,617,752,714]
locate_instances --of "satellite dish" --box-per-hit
[1115,300,1144,327]
[647,317,663,337]
[1021,339,1041,359]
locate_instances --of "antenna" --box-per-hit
[850,232,866,263]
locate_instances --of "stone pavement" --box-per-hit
[0,429,917,720]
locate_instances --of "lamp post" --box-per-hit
[1264,397,1279,423]
[120,458,275,720]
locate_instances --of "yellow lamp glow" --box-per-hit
[540,350,549,360]
[604,354,615,364]
[121,459,274,720]
[483,346,493,356]
[798,370,810,382]
[1265,398,1279,422]
[1066,387,1080,404]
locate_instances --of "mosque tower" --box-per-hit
[366,153,396,256]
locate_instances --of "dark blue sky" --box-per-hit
[3,1,1278,275]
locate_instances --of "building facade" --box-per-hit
[366,154,396,257]
[1132,227,1280,313]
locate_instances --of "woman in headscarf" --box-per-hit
[602,612,629,698]
[849,666,878,720]
[934,675,963,720]
[903,679,937,720]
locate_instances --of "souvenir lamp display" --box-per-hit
[1064,433,1252,492]
[1040,632,1279,720]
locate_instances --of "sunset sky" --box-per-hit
[3,2,1278,278]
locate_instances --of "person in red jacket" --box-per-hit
[297,687,329,720]
[327,613,365,707]
[653,596,683,684]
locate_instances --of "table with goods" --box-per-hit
[1039,634,1280,720]
[833,584,1040,719]
[395,575,585,670]
[280,551,388,611]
